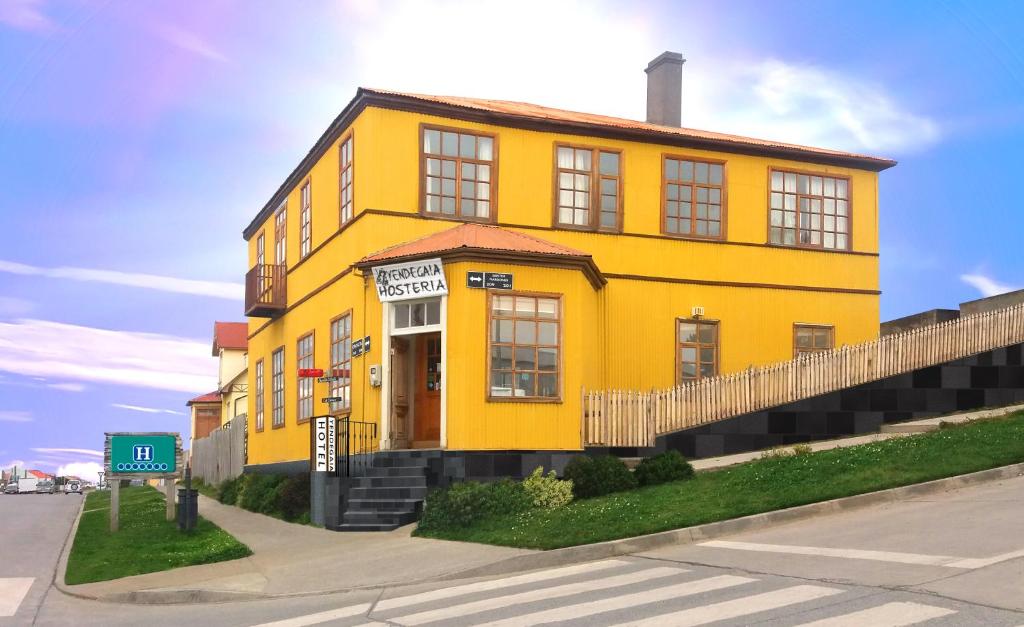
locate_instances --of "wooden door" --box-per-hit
[390,337,410,447]
[413,333,442,444]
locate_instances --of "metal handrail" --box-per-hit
[337,417,378,478]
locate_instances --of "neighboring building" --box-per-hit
[27,470,51,480]
[881,289,1024,336]
[188,322,249,444]
[242,52,894,474]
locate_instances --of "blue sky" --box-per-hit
[1,0,1022,480]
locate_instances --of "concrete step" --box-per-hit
[371,457,430,468]
[880,423,939,434]
[363,465,429,477]
[350,475,427,488]
[341,510,418,527]
[346,498,422,512]
[335,522,402,532]
[348,486,428,500]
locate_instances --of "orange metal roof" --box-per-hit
[365,88,896,167]
[187,391,222,405]
[360,223,590,264]
[212,321,247,356]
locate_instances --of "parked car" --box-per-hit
[3,482,18,494]
[65,481,82,494]
[36,479,56,494]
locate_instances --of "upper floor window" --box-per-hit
[271,347,285,428]
[678,319,718,383]
[299,181,312,259]
[330,313,352,413]
[339,135,354,226]
[297,332,314,423]
[256,232,265,267]
[770,169,850,250]
[554,145,621,231]
[254,359,264,432]
[489,293,560,401]
[422,126,495,221]
[664,157,724,239]
[274,203,287,267]
[794,324,834,357]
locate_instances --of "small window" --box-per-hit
[393,298,442,332]
[422,126,495,221]
[274,203,287,266]
[339,135,354,225]
[770,169,850,250]
[330,313,352,413]
[663,157,725,238]
[299,181,312,259]
[794,324,834,357]
[256,232,265,267]
[554,145,621,231]
[271,347,285,428]
[677,319,718,383]
[489,293,561,400]
[296,332,314,423]
[254,359,264,432]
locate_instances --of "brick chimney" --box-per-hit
[645,51,685,127]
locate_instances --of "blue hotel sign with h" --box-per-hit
[109,434,177,474]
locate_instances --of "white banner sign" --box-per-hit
[312,416,336,473]
[372,257,448,302]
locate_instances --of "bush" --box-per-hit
[791,444,813,456]
[634,451,694,486]
[522,467,573,509]
[418,479,532,530]
[562,455,637,499]
[218,476,242,505]
[238,474,285,514]
[275,474,311,521]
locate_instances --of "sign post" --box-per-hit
[104,432,183,532]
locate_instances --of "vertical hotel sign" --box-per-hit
[312,416,336,473]
[372,257,448,302]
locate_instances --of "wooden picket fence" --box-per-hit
[583,302,1024,447]
[190,416,247,485]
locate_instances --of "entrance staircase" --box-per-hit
[336,452,431,532]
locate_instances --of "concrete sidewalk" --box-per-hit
[59,494,532,602]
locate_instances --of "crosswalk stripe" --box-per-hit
[386,566,691,625]
[795,601,956,626]
[614,584,843,626]
[700,540,965,567]
[0,578,34,618]
[249,602,372,627]
[374,559,628,612]
[481,575,755,627]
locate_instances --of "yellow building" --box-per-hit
[243,53,894,478]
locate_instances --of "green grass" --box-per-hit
[416,412,1024,549]
[65,486,252,585]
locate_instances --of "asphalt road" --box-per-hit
[6,475,1024,626]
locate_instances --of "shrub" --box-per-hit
[418,479,532,530]
[522,467,573,509]
[562,455,637,499]
[217,476,242,505]
[791,444,813,456]
[276,474,311,521]
[634,451,694,487]
[215,473,311,523]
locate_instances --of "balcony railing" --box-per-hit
[245,263,286,317]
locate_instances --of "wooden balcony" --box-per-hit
[245,264,286,318]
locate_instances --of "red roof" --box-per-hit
[366,88,897,168]
[360,223,590,264]
[212,322,247,356]
[187,391,222,406]
[28,469,49,479]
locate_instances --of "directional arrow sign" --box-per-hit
[317,376,343,383]
[322,396,345,404]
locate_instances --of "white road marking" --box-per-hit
[374,559,628,612]
[387,566,689,625]
[947,548,1024,569]
[480,575,755,627]
[0,578,34,618]
[249,602,372,627]
[616,584,843,626]
[795,601,956,626]
[700,540,968,568]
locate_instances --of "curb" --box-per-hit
[52,492,90,600]
[443,461,1024,580]
[58,461,1024,605]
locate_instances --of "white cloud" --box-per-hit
[56,461,103,483]
[112,403,184,415]
[31,447,103,458]
[154,24,229,63]
[47,382,86,392]
[0,411,32,422]
[339,1,936,155]
[961,273,1020,298]
[0,0,56,33]
[0,319,216,393]
[0,260,243,301]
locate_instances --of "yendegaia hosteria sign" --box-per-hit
[372,258,448,302]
